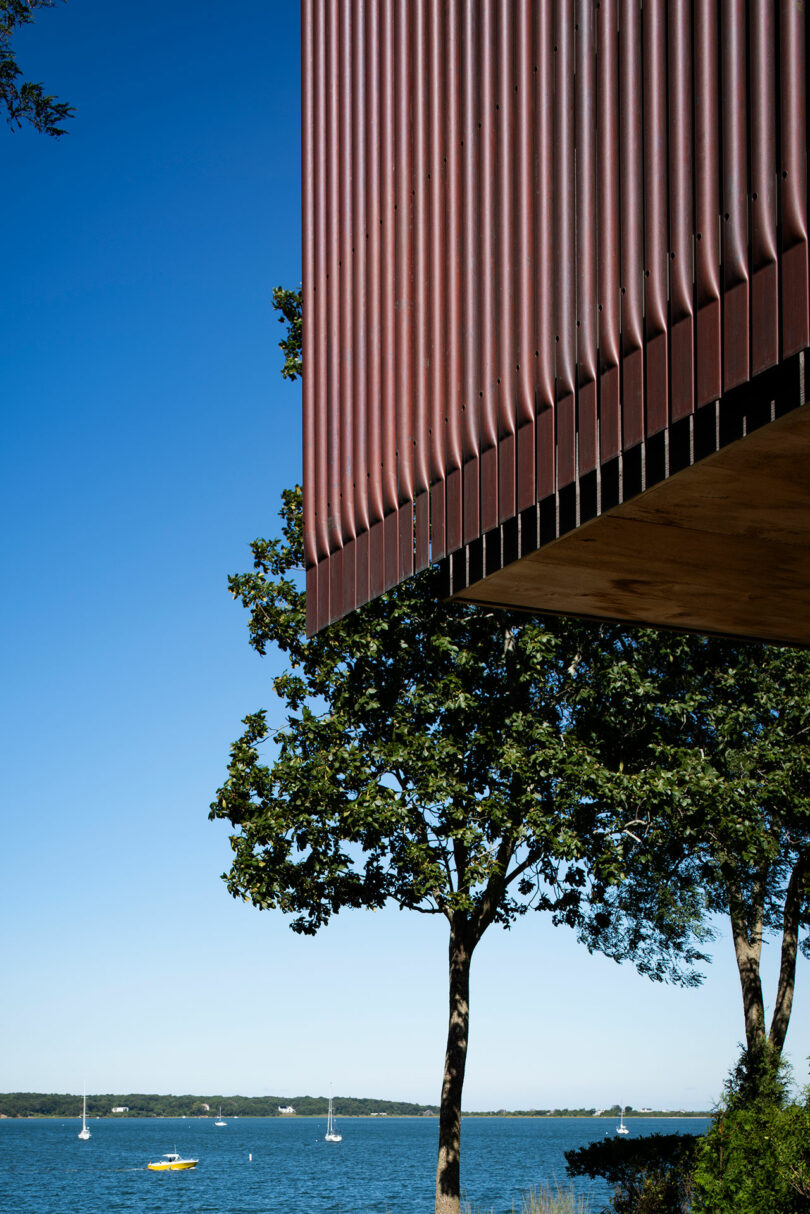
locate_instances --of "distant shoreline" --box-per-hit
[0,1111,713,1121]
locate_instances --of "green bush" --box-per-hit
[691,1044,810,1213]
[563,1048,810,1213]
[565,1133,698,1213]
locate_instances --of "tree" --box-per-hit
[1,1,73,136]
[263,291,810,1086]
[211,487,709,1214]
[569,633,810,1063]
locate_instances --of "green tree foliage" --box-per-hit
[210,488,711,1214]
[565,1132,699,1214]
[271,285,302,381]
[0,1090,437,1118]
[566,1050,810,1214]
[1,1,73,136]
[215,287,810,1211]
[691,1044,810,1213]
[266,287,810,1065]
[568,633,810,1058]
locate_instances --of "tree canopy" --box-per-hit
[210,490,719,986]
[214,286,810,1211]
[1,1,73,136]
[211,489,709,1214]
[0,1090,440,1119]
[568,632,810,1058]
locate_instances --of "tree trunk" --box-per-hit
[728,885,766,1052]
[435,914,473,1214]
[768,852,808,1056]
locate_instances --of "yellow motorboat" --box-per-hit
[147,1151,198,1172]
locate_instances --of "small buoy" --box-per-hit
[248,1153,252,1162]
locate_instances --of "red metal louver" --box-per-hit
[303,1,810,642]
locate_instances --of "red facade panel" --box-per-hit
[303,0,810,633]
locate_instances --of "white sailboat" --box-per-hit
[616,1107,629,1135]
[78,1087,91,1140]
[325,1086,342,1142]
[214,1106,227,1126]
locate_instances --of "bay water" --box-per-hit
[0,1115,709,1213]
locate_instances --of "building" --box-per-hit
[302,1,810,644]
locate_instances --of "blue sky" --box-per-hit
[1,0,807,1113]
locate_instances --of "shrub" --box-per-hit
[691,1043,810,1214]
[565,1133,698,1213]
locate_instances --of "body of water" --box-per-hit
[0,1115,710,1213]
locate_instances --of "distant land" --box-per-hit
[0,1093,711,1120]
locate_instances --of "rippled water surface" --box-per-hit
[0,1115,709,1213]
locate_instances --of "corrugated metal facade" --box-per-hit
[302,0,809,635]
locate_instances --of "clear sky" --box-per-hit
[2,0,807,1114]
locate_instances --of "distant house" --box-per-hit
[111,1106,129,1114]
[200,1103,210,1112]
[278,1105,295,1115]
